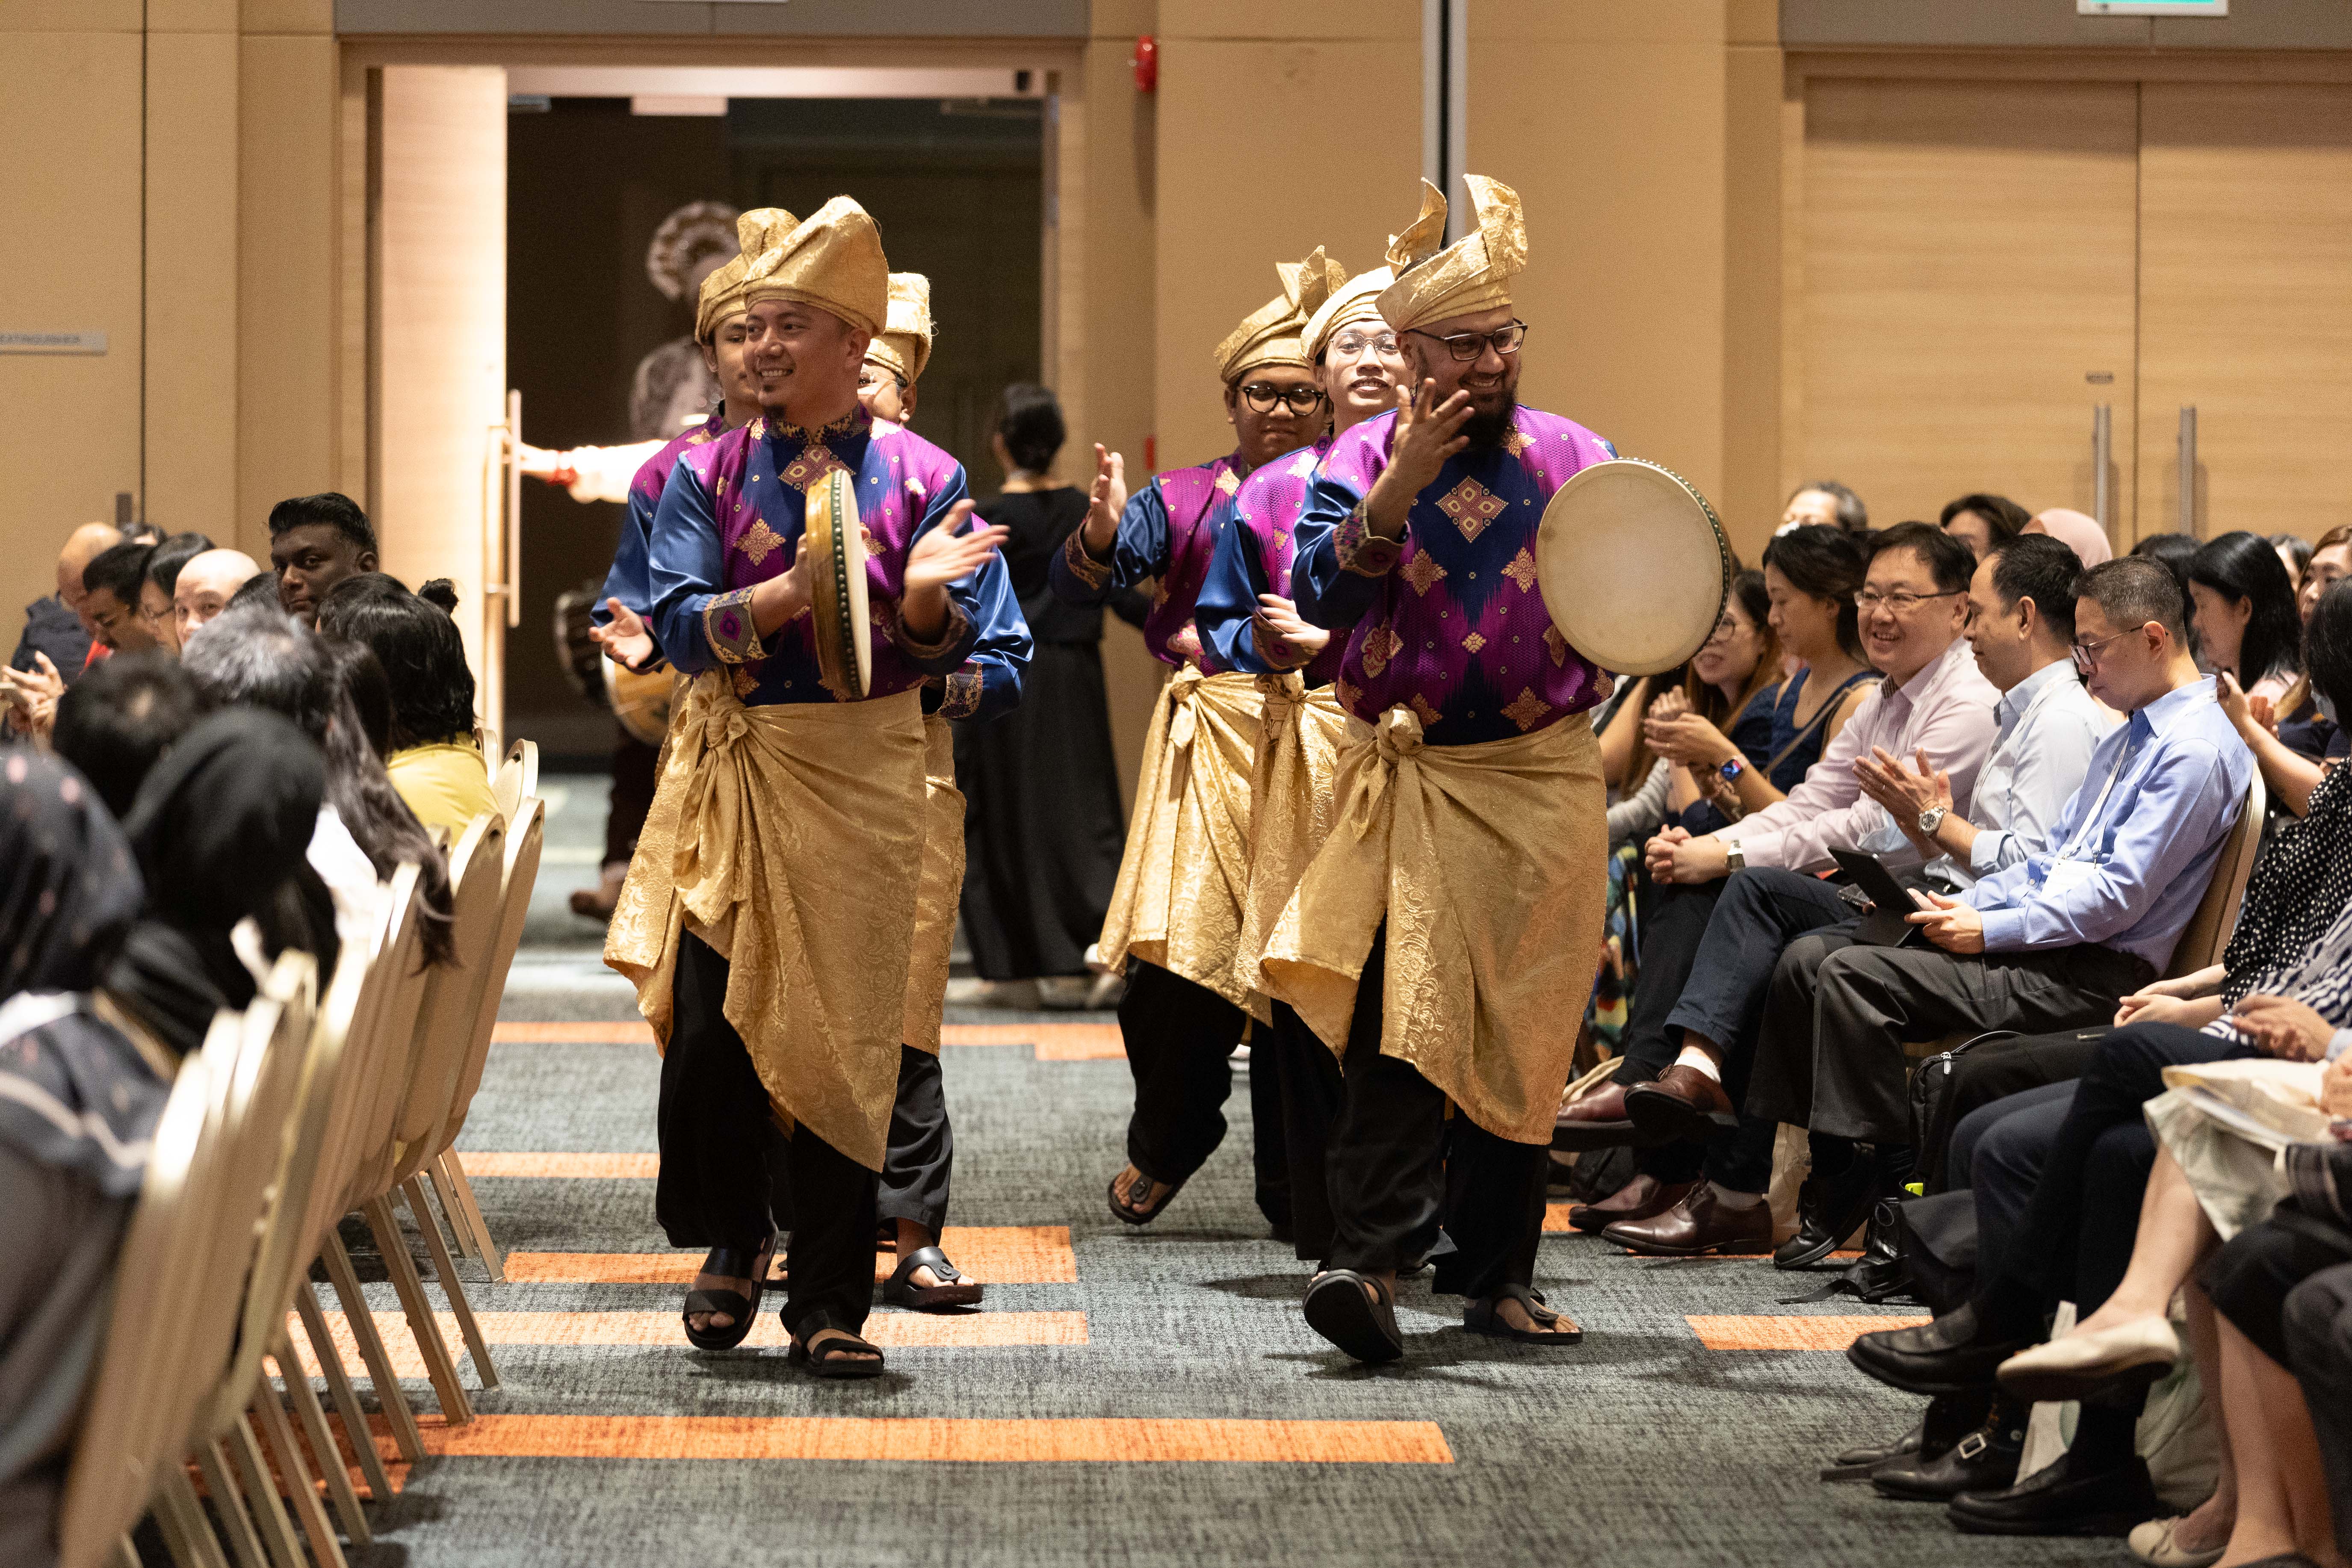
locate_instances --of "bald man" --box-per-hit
[13,523,117,679]
[173,548,262,650]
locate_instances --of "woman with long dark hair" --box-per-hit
[317,576,497,837]
[2189,529,2303,701]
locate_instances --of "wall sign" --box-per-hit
[2079,0,2226,14]
[0,330,107,354]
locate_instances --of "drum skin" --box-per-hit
[806,469,873,700]
[1535,459,1731,676]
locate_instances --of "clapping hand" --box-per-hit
[1855,745,1950,824]
[1081,445,1128,556]
[905,502,1009,596]
[588,598,658,673]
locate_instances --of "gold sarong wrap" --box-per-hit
[1258,706,1607,1145]
[1231,675,1349,1020]
[606,673,928,1171]
[1097,667,1263,1011]
[899,713,965,1054]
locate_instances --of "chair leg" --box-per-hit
[436,1151,506,1280]
[293,1280,396,1503]
[423,1158,478,1260]
[401,1175,501,1392]
[154,1466,232,1568]
[248,1385,348,1568]
[275,1327,372,1547]
[223,1411,306,1568]
[319,1233,426,1463]
[195,1436,269,1568]
[363,1195,474,1424]
[110,1533,150,1568]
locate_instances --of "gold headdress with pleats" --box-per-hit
[693,207,791,340]
[738,195,891,337]
[1212,248,1349,384]
[864,272,935,386]
[1303,267,1397,361]
[1377,175,1528,333]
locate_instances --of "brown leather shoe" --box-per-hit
[1623,1063,1737,1143]
[1602,1182,1773,1256]
[1565,1173,1695,1234]
[1552,1082,1668,1152]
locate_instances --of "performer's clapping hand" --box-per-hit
[1364,379,1471,540]
[1081,444,1128,556]
[2229,994,2337,1062]
[1253,594,1330,664]
[588,598,659,674]
[1904,890,1984,954]
[902,501,1009,642]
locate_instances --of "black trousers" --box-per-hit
[1953,1081,2074,1288]
[1325,929,1547,1299]
[604,732,661,868]
[1271,1000,1346,1258]
[656,931,876,1336]
[1120,957,1264,1207]
[1977,1021,2250,1335]
[878,1045,953,1235]
[1749,936,2150,1148]
[2282,1258,2352,1556]
[1926,1026,2111,1191]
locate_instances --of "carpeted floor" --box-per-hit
[327,777,2117,1567]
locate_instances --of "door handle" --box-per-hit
[2178,405,2198,537]
[2091,404,2111,532]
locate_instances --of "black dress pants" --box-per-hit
[656,931,877,1336]
[1952,1082,2074,1289]
[878,1045,953,1235]
[604,732,661,868]
[1120,956,1256,1194]
[2282,1258,2352,1557]
[1271,1000,1345,1258]
[1325,928,1548,1300]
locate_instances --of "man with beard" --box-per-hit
[1051,251,1341,1237]
[1267,176,1613,1361]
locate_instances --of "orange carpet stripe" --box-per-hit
[504,1225,1078,1285]
[459,1152,660,1178]
[411,1413,1451,1464]
[1687,1314,1929,1350]
[284,1310,1087,1379]
[488,1021,1125,1057]
[492,1021,655,1043]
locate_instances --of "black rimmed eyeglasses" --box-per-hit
[1404,321,1528,362]
[1238,383,1328,416]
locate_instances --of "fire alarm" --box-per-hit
[1132,35,1158,94]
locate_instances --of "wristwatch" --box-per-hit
[1718,756,1747,784]
[1918,805,1948,837]
[1725,843,1746,873]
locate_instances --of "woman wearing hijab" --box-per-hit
[0,750,170,1568]
[2022,508,2113,568]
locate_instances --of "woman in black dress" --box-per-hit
[956,385,1148,997]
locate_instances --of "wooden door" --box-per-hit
[1799,79,2139,539]
[2137,83,2352,545]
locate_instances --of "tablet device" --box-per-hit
[1829,848,1926,948]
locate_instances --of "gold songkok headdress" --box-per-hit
[864,272,935,386]
[739,195,891,337]
[1377,175,1528,333]
[1212,248,1349,384]
[693,207,792,341]
[1303,266,1396,361]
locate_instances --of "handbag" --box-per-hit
[1911,1030,2019,1194]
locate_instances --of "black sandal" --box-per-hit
[883,1245,984,1311]
[680,1234,778,1351]
[1463,1284,1582,1346]
[1107,1167,1185,1226]
[787,1311,887,1380]
[1303,1270,1404,1364]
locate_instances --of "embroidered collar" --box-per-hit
[759,408,871,443]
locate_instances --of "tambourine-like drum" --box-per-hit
[602,659,675,746]
[1534,458,1733,676]
[804,467,873,700]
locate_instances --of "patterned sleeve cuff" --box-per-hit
[1060,526,1113,591]
[1249,611,1312,671]
[893,599,972,663]
[939,665,985,719]
[700,587,765,664]
[1334,502,1404,578]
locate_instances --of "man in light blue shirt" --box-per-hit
[1744,556,2251,1239]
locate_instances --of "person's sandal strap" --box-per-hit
[1108,1169,1185,1225]
[893,1246,962,1286]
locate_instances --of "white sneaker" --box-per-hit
[1996,1314,2180,1403]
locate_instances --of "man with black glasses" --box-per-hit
[1051,251,1341,1235]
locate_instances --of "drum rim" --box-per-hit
[810,470,871,700]
[1536,457,1732,677]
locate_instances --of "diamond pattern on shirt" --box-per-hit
[1462,630,1487,655]
[1215,468,1241,497]
[1503,687,1553,732]
[1400,550,1448,596]
[1502,547,1539,591]
[1360,622,1403,678]
[1501,426,1532,457]
[1436,476,1507,541]
[780,443,848,490]
[1409,695,1443,730]
[738,519,785,566]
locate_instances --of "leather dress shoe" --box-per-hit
[1603,1182,1772,1257]
[1947,1448,2160,1537]
[1822,1389,1989,1481]
[1872,1403,2025,1500]
[1564,1173,1693,1234]
[1774,1148,1896,1270]
[1622,1065,1736,1143]
[1553,1082,1667,1152]
[1847,1302,2032,1397]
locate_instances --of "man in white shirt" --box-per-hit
[1591,534,2107,1258]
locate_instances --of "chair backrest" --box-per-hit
[432,794,544,1157]
[2164,768,2268,980]
[387,812,505,1183]
[341,863,438,1211]
[491,737,539,824]
[311,863,415,1225]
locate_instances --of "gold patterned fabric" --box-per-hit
[865,271,934,387]
[693,207,788,341]
[1258,705,1606,1144]
[899,714,965,1054]
[1098,667,1264,1010]
[739,195,891,337]
[1231,676,1350,1020]
[1212,248,1349,384]
[606,673,928,1170]
[1377,175,1528,333]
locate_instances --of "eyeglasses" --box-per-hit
[1702,614,1741,644]
[1238,383,1327,416]
[1405,321,1528,362]
[1330,330,1400,358]
[1853,588,1963,614]
[2070,626,2147,672]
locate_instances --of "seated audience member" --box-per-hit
[2134,532,2204,664]
[266,491,378,627]
[2022,508,2113,567]
[1560,528,1873,1163]
[314,579,495,836]
[2272,530,2314,598]
[2191,529,2302,705]
[48,653,210,818]
[1729,558,2249,1277]
[323,635,395,760]
[75,541,158,656]
[136,532,213,656]
[169,547,261,650]
[9,522,118,694]
[1593,535,2110,1257]
[1939,493,2032,561]
[0,753,172,1568]
[1780,479,1869,537]
[225,571,281,614]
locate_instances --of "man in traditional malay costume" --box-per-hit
[610,197,1011,1378]
[853,271,1031,1310]
[1049,254,1339,1234]
[1194,261,1410,1260]
[1268,177,1614,1362]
